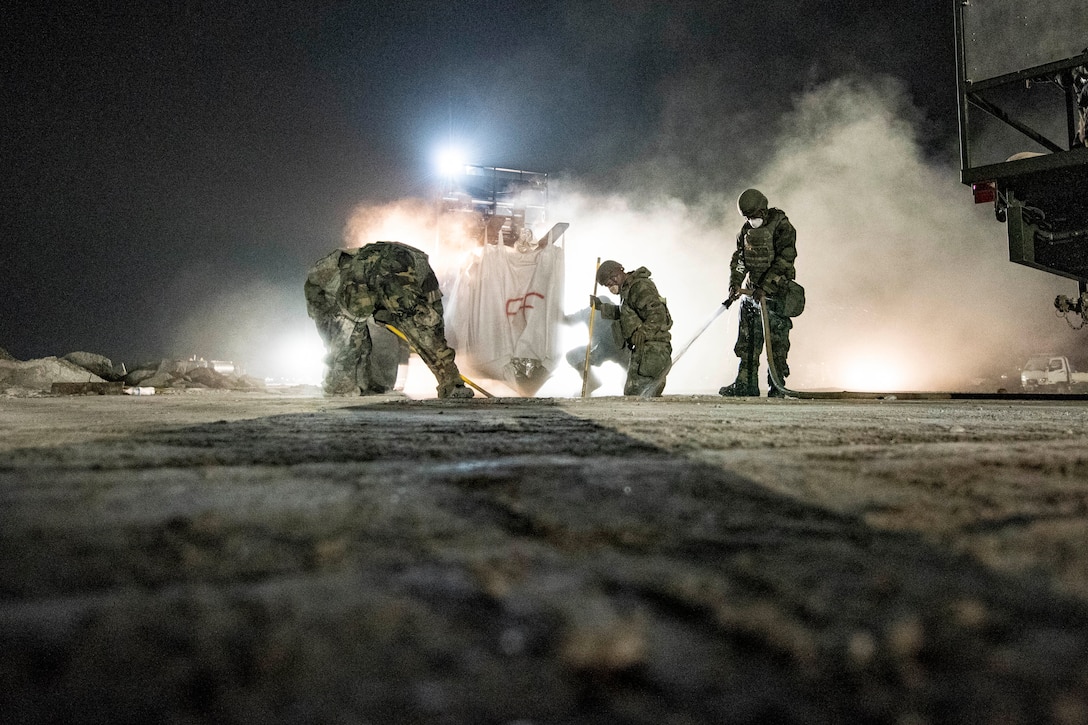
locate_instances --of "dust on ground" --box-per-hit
[2,389,1088,724]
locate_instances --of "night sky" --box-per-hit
[2,2,958,376]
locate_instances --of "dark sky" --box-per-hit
[1,2,957,370]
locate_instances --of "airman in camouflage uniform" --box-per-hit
[563,296,630,394]
[720,189,800,398]
[591,260,673,396]
[304,241,473,398]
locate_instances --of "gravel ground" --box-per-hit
[2,389,1088,724]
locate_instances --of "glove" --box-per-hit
[752,288,765,303]
[723,286,740,308]
[373,309,396,324]
[630,327,647,348]
[589,295,601,309]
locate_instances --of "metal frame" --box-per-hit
[955,0,1087,182]
[954,0,1088,285]
[439,164,550,246]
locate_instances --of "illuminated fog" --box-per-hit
[174,76,1085,394]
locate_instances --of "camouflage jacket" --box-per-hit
[729,208,797,297]
[340,242,442,318]
[304,249,354,320]
[599,267,672,347]
[305,242,443,323]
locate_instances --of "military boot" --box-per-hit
[767,372,788,398]
[719,381,757,397]
[438,379,475,399]
[445,384,475,399]
[324,369,359,396]
[719,364,758,397]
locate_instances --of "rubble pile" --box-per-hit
[122,357,264,392]
[0,347,265,396]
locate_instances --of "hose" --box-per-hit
[383,323,494,398]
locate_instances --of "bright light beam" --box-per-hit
[436,146,467,178]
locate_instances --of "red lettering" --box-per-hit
[505,292,546,316]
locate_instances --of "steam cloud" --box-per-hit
[554,75,1082,394]
[173,75,1085,393]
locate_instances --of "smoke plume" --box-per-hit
[170,76,1084,394]
[552,75,1082,394]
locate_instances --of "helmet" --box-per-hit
[596,259,623,286]
[737,188,768,217]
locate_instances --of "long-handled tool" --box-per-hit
[669,303,730,368]
[383,323,494,398]
[582,257,602,398]
[636,297,741,399]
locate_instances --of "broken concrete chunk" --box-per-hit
[0,357,106,392]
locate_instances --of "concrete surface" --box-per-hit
[2,389,1088,724]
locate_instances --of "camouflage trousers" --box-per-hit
[314,300,462,397]
[315,314,380,395]
[566,345,631,394]
[625,340,672,397]
[565,343,630,371]
[731,296,791,393]
[307,243,465,397]
[383,300,464,397]
[314,316,406,395]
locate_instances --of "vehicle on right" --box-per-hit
[1020,353,1088,392]
[954,1,1088,327]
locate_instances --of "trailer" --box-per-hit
[954,1,1088,325]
